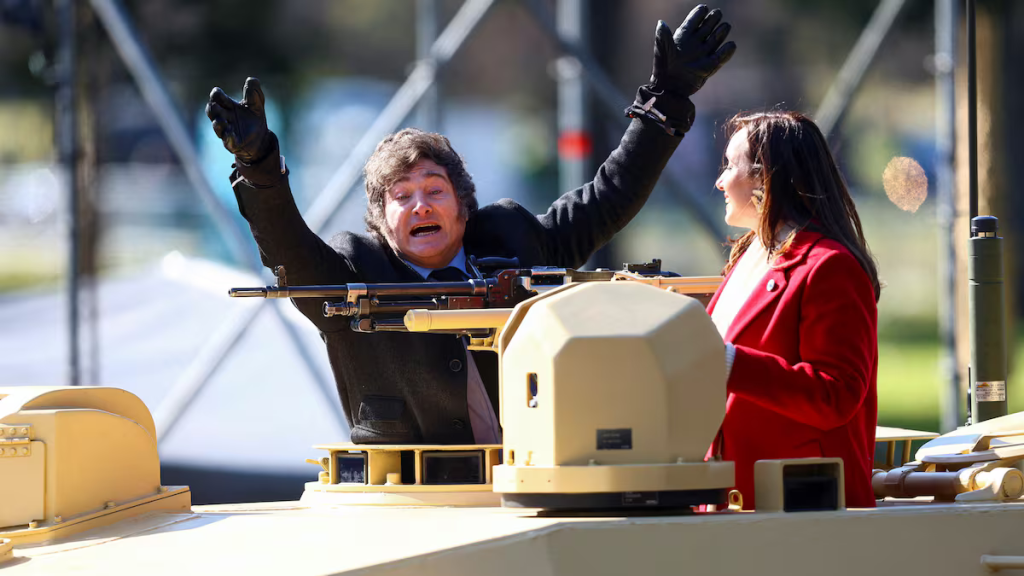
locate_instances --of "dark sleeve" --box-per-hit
[231,132,359,286]
[727,251,878,430]
[231,132,360,331]
[535,118,682,268]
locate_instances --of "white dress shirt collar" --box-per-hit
[404,247,470,279]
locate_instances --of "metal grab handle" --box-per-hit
[981,555,1024,571]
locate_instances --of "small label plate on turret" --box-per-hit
[597,428,632,450]
[976,381,1006,401]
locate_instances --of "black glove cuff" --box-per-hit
[624,85,695,136]
[232,132,285,189]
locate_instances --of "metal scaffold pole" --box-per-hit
[935,0,959,431]
[555,0,590,193]
[966,0,978,224]
[417,0,441,131]
[306,0,495,234]
[522,0,727,242]
[87,0,347,437]
[89,0,256,270]
[56,0,80,386]
[964,0,1008,424]
[814,0,907,140]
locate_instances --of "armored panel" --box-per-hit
[0,439,44,529]
[500,282,726,468]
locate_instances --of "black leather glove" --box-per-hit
[627,5,736,136]
[206,77,273,164]
[651,5,735,97]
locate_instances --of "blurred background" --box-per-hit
[1,0,1021,503]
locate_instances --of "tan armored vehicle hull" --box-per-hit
[4,282,1024,575]
[5,496,1024,574]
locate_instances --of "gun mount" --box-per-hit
[6,262,1024,572]
[228,260,723,350]
[872,412,1024,502]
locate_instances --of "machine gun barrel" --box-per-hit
[228,287,272,298]
[225,261,721,337]
[228,280,489,300]
[228,285,353,299]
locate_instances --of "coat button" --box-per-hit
[766,279,776,291]
[449,359,463,372]
[452,419,465,430]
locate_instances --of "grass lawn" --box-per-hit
[877,335,1024,434]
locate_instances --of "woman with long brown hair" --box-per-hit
[706,110,880,509]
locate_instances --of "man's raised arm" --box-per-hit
[536,5,736,268]
[205,77,358,289]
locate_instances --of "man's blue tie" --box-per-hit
[428,267,468,282]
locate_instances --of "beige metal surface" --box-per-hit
[4,288,1024,574]
[305,482,496,494]
[402,274,721,350]
[302,443,504,505]
[5,499,1024,575]
[753,458,845,511]
[313,443,500,451]
[608,272,723,295]
[875,426,940,469]
[872,413,1024,503]
[0,387,157,440]
[0,441,44,529]
[299,487,501,507]
[404,309,512,331]
[876,426,941,441]
[496,281,728,495]
[923,442,1024,465]
[916,411,1024,460]
[2,488,191,546]
[0,387,191,546]
[493,460,734,493]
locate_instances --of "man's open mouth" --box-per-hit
[410,224,442,237]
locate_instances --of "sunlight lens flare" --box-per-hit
[882,156,928,213]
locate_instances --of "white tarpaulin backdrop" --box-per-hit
[0,253,350,478]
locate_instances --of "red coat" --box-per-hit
[707,230,878,509]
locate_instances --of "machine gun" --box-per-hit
[228,258,722,349]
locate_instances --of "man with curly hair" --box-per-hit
[207,6,735,445]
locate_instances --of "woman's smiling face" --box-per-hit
[716,128,761,230]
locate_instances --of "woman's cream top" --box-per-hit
[711,228,793,378]
[711,238,773,339]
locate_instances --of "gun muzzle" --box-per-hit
[228,287,269,298]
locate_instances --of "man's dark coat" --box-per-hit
[231,118,682,444]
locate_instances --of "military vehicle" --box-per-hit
[3,262,1024,574]
[4,0,1022,572]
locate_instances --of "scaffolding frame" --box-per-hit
[56,0,960,439]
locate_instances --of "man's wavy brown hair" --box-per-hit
[722,110,880,300]
[363,128,478,242]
